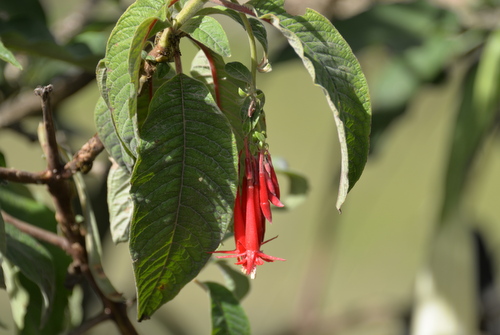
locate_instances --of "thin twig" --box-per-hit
[65,312,111,335]
[62,134,105,177]
[35,85,62,173]
[0,168,50,184]
[0,134,105,184]
[1,211,79,259]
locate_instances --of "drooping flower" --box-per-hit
[215,138,284,278]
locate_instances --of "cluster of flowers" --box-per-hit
[215,138,285,278]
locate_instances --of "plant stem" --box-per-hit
[174,52,183,74]
[0,167,49,184]
[1,211,77,258]
[173,0,208,29]
[239,12,258,87]
[158,0,207,48]
[62,133,104,176]
[35,85,62,173]
[66,312,110,335]
[0,134,104,184]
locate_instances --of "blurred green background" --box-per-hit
[1,0,500,334]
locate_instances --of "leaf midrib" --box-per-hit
[149,75,188,306]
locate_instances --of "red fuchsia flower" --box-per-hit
[215,139,285,278]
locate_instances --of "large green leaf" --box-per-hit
[181,15,231,57]
[5,224,55,326]
[96,58,137,168]
[107,161,133,244]
[104,0,167,157]
[130,74,238,319]
[94,96,135,171]
[203,281,251,335]
[249,0,371,210]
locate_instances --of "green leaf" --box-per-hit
[250,0,371,211]
[130,74,238,319]
[104,0,167,157]
[197,7,268,59]
[190,49,246,148]
[94,96,135,171]
[128,17,170,93]
[1,257,29,329]
[181,15,231,57]
[215,260,250,301]
[96,59,109,106]
[107,160,132,244]
[203,281,251,335]
[5,224,55,326]
[0,39,22,69]
[0,185,71,334]
[440,29,500,222]
[71,169,124,302]
[225,62,252,83]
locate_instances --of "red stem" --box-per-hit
[189,37,222,108]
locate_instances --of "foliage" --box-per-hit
[1,0,498,334]
[0,0,370,333]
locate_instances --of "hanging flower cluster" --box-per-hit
[215,137,285,278]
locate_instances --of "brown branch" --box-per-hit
[36,85,62,172]
[33,85,138,335]
[1,211,79,259]
[0,134,105,184]
[0,168,50,184]
[62,134,105,177]
[66,312,111,335]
